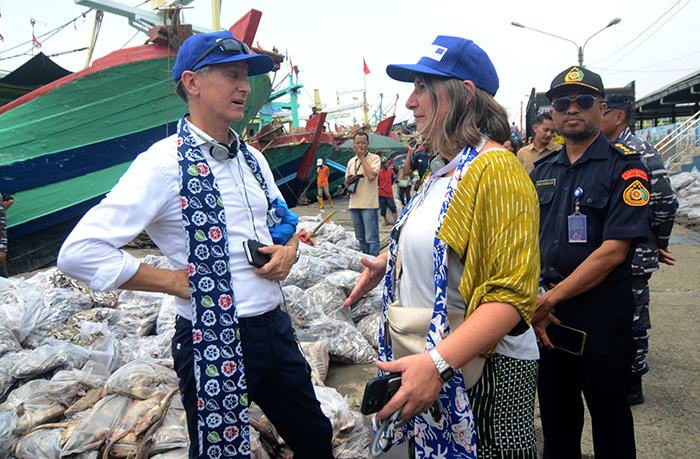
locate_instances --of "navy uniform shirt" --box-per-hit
[531,133,650,285]
[410,147,430,180]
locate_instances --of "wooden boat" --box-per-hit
[248,112,336,207]
[0,9,275,275]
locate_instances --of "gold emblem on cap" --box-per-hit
[565,67,584,83]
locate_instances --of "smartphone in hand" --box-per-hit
[243,239,271,268]
[546,322,587,356]
[361,373,402,415]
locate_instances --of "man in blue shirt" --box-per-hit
[531,66,649,459]
[601,94,678,405]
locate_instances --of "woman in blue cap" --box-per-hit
[346,36,540,458]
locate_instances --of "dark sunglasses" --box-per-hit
[552,94,600,113]
[188,37,251,72]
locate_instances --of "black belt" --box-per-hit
[177,305,282,328]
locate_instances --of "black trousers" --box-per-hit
[538,280,636,459]
[172,308,334,459]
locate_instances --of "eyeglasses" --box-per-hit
[552,94,600,113]
[188,37,251,72]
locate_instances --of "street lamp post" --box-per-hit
[511,17,621,66]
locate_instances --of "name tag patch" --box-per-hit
[621,169,648,182]
[623,180,650,206]
[536,179,556,188]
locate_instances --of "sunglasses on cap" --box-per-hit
[552,94,600,113]
[188,37,251,72]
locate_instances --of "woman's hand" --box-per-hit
[375,354,443,421]
[343,253,388,307]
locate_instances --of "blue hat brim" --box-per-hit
[386,63,453,82]
[191,53,275,78]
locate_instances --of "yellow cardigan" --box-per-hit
[437,149,540,356]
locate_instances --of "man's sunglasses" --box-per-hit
[552,94,600,113]
[188,37,251,72]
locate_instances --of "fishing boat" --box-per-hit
[0,7,277,275]
[248,112,336,208]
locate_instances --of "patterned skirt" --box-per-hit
[466,353,538,459]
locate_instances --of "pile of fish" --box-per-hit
[0,217,384,459]
[671,167,700,220]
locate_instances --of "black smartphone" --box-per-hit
[546,322,587,356]
[243,239,271,268]
[360,373,402,415]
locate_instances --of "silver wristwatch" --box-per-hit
[287,244,300,263]
[428,348,456,383]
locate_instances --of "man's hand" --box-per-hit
[658,248,676,266]
[254,244,296,281]
[343,254,388,307]
[0,251,5,267]
[533,313,560,350]
[375,354,442,421]
[353,142,367,159]
[532,290,556,324]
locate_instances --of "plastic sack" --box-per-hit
[350,290,383,323]
[10,341,92,379]
[117,331,174,367]
[313,385,357,438]
[281,286,328,328]
[0,324,21,358]
[300,242,350,271]
[49,308,126,345]
[105,358,179,400]
[0,351,27,401]
[337,232,361,251]
[300,341,330,386]
[0,411,16,458]
[282,256,331,290]
[22,288,93,349]
[306,282,352,324]
[140,254,173,270]
[355,312,381,350]
[297,319,377,364]
[115,291,164,336]
[325,270,362,293]
[108,392,169,458]
[333,411,371,459]
[150,396,189,455]
[49,269,119,309]
[60,394,131,456]
[13,390,65,435]
[157,295,178,335]
[150,448,189,459]
[13,427,64,459]
[46,361,110,407]
[331,245,366,272]
[23,267,60,289]
[0,287,43,343]
[250,426,272,459]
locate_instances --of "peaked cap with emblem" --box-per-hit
[546,66,605,101]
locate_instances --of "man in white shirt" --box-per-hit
[58,31,333,459]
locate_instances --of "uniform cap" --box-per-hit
[605,94,634,111]
[546,66,605,101]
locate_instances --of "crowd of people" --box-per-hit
[27,28,676,459]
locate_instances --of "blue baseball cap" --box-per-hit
[172,31,274,82]
[386,36,499,96]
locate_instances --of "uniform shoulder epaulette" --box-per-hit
[612,142,640,156]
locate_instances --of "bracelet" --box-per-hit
[286,244,300,263]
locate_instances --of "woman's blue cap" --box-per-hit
[386,36,499,96]
[173,31,274,82]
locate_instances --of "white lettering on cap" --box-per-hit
[424,44,448,62]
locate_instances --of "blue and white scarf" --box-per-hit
[377,145,481,458]
[177,116,272,459]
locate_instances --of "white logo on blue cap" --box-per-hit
[424,45,448,62]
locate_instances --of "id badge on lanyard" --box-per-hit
[568,187,587,243]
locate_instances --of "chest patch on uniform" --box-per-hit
[536,179,556,188]
[621,169,648,181]
[623,180,649,206]
[615,143,637,155]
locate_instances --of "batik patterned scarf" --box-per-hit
[377,145,480,458]
[177,116,272,459]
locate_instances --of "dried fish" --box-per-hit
[10,342,92,380]
[64,387,105,418]
[115,291,163,336]
[281,286,328,329]
[22,289,92,349]
[306,282,353,324]
[0,287,44,342]
[282,256,332,290]
[48,308,126,345]
[150,448,188,459]
[0,324,21,357]
[46,361,109,406]
[150,396,188,455]
[13,426,64,459]
[48,269,118,309]
[0,350,27,401]
[299,341,330,386]
[60,394,131,456]
[105,358,179,400]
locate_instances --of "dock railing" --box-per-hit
[660,111,700,172]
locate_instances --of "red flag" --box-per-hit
[33,35,41,48]
[363,58,370,75]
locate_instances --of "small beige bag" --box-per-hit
[387,301,486,389]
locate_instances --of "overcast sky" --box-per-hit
[1,0,697,129]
